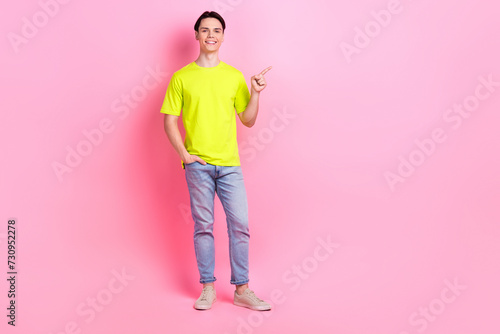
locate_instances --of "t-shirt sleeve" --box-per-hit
[160,72,183,116]
[234,72,251,114]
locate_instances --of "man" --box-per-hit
[160,11,272,311]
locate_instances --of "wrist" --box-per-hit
[251,88,261,96]
[180,151,190,162]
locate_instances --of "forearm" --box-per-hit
[164,115,189,161]
[239,92,260,127]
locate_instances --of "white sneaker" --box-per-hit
[233,288,271,311]
[194,286,216,310]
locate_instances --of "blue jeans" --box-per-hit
[184,162,250,285]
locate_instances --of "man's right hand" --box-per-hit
[183,154,207,165]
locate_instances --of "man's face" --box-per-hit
[195,18,224,52]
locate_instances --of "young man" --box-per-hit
[160,11,272,311]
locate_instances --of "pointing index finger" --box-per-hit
[260,66,272,76]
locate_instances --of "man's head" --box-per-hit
[194,11,225,52]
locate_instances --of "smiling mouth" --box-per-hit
[205,41,217,45]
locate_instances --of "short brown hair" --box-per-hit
[194,11,226,32]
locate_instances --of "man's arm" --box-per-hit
[238,92,260,127]
[238,66,272,128]
[164,114,206,165]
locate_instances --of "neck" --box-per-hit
[195,51,220,68]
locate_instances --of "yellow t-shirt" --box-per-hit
[160,61,250,167]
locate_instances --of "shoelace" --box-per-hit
[200,288,211,301]
[246,290,264,303]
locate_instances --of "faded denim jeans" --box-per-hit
[184,162,250,285]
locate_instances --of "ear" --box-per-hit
[195,31,199,40]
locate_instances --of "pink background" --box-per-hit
[2,0,500,333]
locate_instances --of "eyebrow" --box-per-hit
[200,27,222,30]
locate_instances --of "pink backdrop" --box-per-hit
[2,0,500,333]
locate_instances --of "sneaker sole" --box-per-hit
[233,300,271,311]
[194,297,216,310]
